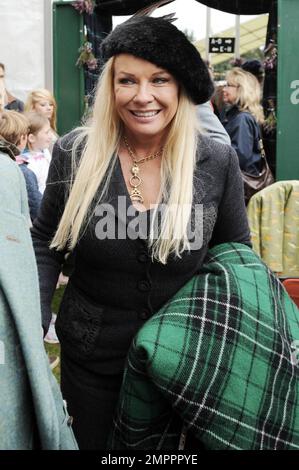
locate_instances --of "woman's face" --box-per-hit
[34,99,54,120]
[222,79,239,105]
[113,54,179,141]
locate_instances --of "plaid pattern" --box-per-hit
[110,243,299,450]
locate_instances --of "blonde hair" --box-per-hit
[0,110,28,145]
[226,67,264,124]
[25,88,57,132]
[51,58,199,264]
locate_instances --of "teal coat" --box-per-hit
[0,153,78,450]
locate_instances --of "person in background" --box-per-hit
[0,63,24,112]
[31,14,250,449]
[23,111,61,344]
[23,112,52,194]
[0,110,41,222]
[197,101,230,146]
[0,140,77,449]
[241,59,265,87]
[221,67,264,175]
[25,88,58,151]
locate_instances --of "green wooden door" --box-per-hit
[53,1,85,136]
[277,0,299,180]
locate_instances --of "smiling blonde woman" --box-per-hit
[31,14,251,450]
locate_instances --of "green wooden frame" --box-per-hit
[276,0,299,180]
[52,1,85,135]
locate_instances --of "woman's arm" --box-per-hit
[197,101,231,146]
[31,137,72,334]
[209,146,251,247]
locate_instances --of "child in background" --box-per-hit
[23,112,62,345]
[0,110,42,222]
[25,89,58,151]
[23,112,52,194]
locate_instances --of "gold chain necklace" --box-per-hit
[124,136,164,204]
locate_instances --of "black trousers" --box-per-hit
[60,350,123,450]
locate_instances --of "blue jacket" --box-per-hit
[221,105,262,175]
[19,163,42,222]
[0,153,78,450]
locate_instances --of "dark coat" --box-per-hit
[221,105,262,175]
[31,131,251,448]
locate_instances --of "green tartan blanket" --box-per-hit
[110,243,299,450]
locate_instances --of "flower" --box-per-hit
[86,58,98,70]
[263,99,277,133]
[72,0,95,15]
[263,40,277,71]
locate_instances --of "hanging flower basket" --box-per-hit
[76,41,98,70]
[263,99,277,133]
[263,40,277,71]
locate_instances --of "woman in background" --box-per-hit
[25,88,58,150]
[221,67,264,175]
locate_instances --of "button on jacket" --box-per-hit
[31,131,251,376]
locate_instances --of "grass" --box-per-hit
[44,286,65,382]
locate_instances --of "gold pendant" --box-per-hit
[130,188,144,203]
[129,162,144,203]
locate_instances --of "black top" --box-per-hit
[5,98,24,112]
[31,131,251,374]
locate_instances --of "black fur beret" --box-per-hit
[100,16,214,105]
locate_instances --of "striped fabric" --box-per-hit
[110,243,299,450]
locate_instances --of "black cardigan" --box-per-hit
[31,132,251,375]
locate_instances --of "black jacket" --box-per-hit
[31,131,251,375]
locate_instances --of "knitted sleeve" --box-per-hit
[209,146,251,247]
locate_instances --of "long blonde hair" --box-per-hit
[25,88,57,132]
[226,67,264,124]
[51,57,199,264]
